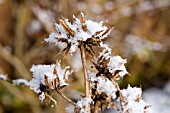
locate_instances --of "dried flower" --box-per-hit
[94,48,128,81]
[27,61,74,104]
[45,13,113,57]
[6,13,152,113]
[119,85,152,113]
[88,71,119,112]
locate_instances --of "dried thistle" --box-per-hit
[27,61,74,104]
[45,13,113,58]
[94,46,128,81]
[7,13,152,113]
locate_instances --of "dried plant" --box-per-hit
[1,13,152,113]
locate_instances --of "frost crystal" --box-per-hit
[120,86,152,113]
[45,13,112,55]
[0,74,7,80]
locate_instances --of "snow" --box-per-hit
[75,96,92,113]
[12,79,29,86]
[121,86,142,101]
[99,42,112,60]
[39,92,45,102]
[120,86,152,113]
[97,76,117,98]
[28,63,73,94]
[107,56,127,77]
[121,99,152,113]
[88,71,97,82]
[0,74,7,80]
[28,64,55,93]
[45,32,58,45]
[88,72,117,98]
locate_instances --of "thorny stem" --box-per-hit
[80,44,90,112]
[56,90,76,106]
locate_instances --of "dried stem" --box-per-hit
[56,90,76,106]
[80,44,90,112]
[94,101,100,113]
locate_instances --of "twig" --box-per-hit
[56,90,76,106]
[80,44,90,96]
[80,44,90,112]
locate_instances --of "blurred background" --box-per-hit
[0,0,170,113]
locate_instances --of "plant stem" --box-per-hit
[80,44,90,112]
[56,90,76,106]
[94,101,99,113]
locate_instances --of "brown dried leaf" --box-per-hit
[60,20,74,36]
[100,27,113,40]
[85,44,95,59]
[93,30,104,38]
[80,13,87,31]
[62,44,71,58]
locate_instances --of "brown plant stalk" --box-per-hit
[94,101,100,113]
[80,44,90,112]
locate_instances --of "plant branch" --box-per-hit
[80,44,90,112]
[80,44,90,96]
[56,90,76,106]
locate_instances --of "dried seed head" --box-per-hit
[119,86,152,113]
[45,13,113,57]
[28,61,74,104]
[94,47,128,80]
